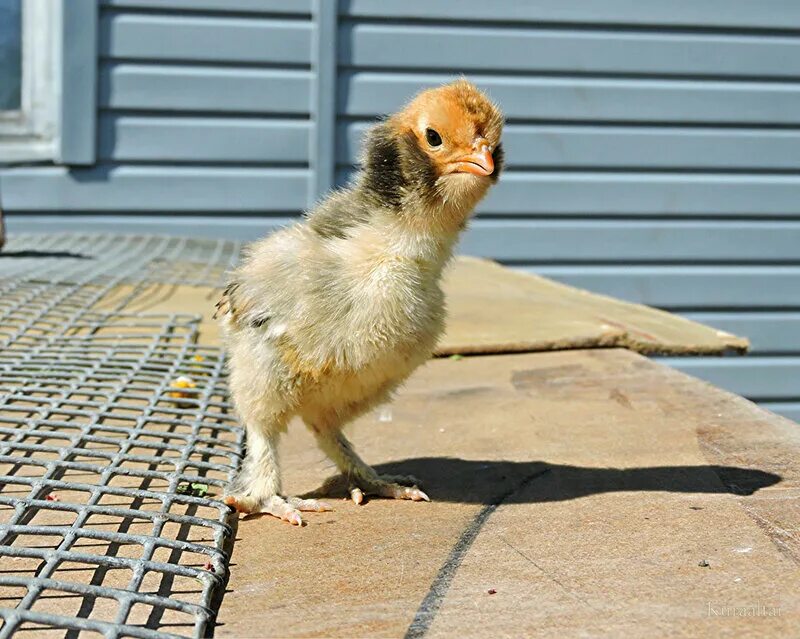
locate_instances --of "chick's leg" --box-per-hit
[225,427,331,525]
[313,429,429,505]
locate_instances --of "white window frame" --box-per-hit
[0,0,61,163]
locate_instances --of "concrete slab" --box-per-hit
[216,349,797,638]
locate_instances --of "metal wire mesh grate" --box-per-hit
[0,234,242,287]
[0,234,245,638]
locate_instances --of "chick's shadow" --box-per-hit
[310,458,781,504]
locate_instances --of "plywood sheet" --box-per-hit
[217,349,798,638]
[439,257,748,356]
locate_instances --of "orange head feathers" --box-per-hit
[392,78,504,179]
[359,79,504,213]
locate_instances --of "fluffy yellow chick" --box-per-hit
[216,79,504,525]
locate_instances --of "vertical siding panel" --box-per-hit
[57,0,98,165]
[309,0,338,205]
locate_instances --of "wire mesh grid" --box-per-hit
[0,234,245,638]
[0,234,242,287]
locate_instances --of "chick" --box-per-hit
[217,79,504,525]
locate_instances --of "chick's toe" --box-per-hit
[260,495,333,526]
[343,476,430,505]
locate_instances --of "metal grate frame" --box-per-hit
[0,234,245,638]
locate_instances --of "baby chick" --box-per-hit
[217,79,504,525]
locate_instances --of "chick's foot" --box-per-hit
[225,494,332,526]
[351,475,430,505]
[322,473,429,505]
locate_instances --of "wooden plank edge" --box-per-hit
[436,256,750,357]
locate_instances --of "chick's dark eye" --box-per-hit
[425,128,442,147]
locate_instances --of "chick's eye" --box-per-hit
[425,128,442,147]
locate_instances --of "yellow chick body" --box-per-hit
[217,80,504,524]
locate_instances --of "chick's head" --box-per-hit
[397,78,504,183]
[362,79,504,218]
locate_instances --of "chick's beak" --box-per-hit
[449,139,494,177]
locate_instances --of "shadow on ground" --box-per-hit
[311,458,781,505]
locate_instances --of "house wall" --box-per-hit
[2,0,799,422]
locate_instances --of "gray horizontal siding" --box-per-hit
[529,266,800,308]
[341,0,800,30]
[100,63,312,113]
[100,0,312,14]
[457,221,800,263]
[342,24,800,78]
[340,72,800,124]
[478,173,800,217]
[100,13,313,65]
[98,115,311,163]
[0,167,308,212]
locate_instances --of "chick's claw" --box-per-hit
[349,486,364,505]
[374,482,430,503]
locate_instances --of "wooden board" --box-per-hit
[439,257,748,356]
[216,348,799,638]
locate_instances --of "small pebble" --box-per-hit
[698,560,710,568]
[487,589,497,595]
